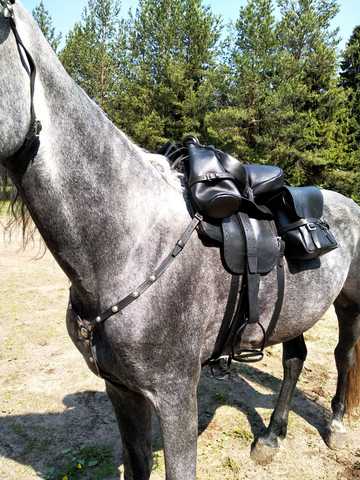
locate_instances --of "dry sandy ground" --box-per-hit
[1,226,360,480]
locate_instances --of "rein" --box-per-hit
[1,0,42,164]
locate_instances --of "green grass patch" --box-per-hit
[43,445,117,480]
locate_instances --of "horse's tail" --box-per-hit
[346,339,360,416]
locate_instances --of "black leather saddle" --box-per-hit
[162,137,337,363]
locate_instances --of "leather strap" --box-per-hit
[9,17,42,143]
[190,172,236,187]
[2,14,42,171]
[209,275,241,362]
[238,212,260,324]
[279,217,319,234]
[264,248,285,343]
[86,213,203,326]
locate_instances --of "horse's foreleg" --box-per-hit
[326,293,360,449]
[156,379,199,480]
[106,382,153,480]
[251,335,307,465]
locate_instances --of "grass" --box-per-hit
[43,446,117,480]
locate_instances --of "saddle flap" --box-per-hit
[221,214,280,275]
[283,186,324,220]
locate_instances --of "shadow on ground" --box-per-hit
[0,363,331,479]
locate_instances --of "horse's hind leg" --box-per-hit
[251,335,307,465]
[106,382,153,480]
[325,292,360,449]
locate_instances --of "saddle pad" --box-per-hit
[221,214,280,275]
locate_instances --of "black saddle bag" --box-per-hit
[274,186,338,261]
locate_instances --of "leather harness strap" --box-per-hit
[76,213,203,327]
[3,9,42,166]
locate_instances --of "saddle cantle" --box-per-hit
[163,137,338,364]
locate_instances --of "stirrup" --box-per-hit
[231,349,264,363]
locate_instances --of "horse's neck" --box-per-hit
[11,7,185,316]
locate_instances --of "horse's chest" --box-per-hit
[66,305,100,376]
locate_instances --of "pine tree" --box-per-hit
[276,0,351,188]
[205,0,279,161]
[60,0,123,115]
[340,26,360,151]
[206,0,352,194]
[32,0,62,52]
[112,0,221,150]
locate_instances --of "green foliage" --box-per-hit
[340,25,360,172]
[56,0,360,201]
[207,0,353,193]
[60,0,123,115]
[111,0,222,149]
[44,445,116,480]
[32,0,62,52]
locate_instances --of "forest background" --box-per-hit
[30,0,360,201]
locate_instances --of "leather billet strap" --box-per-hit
[82,213,203,326]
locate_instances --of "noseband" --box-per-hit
[1,0,42,163]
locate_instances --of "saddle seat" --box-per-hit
[219,153,284,200]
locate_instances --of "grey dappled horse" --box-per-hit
[1,3,360,479]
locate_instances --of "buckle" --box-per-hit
[307,223,317,231]
[205,172,218,182]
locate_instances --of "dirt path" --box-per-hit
[1,227,360,480]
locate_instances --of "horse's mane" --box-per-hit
[1,171,36,247]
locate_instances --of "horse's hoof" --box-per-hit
[250,437,280,465]
[324,420,348,450]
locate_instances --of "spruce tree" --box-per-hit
[33,0,62,52]
[275,0,348,186]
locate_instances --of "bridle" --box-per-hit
[0,0,42,163]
